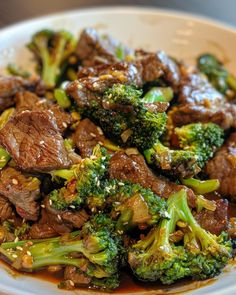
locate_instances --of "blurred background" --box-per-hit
[0,0,236,28]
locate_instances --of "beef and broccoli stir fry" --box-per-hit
[0,27,236,291]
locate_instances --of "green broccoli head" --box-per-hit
[49,145,110,210]
[175,123,224,168]
[27,29,76,88]
[83,84,167,150]
[143,139,200,178]
[128,189,232,284]
[0,217,121,290]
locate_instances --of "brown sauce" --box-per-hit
[1,194,235,294]
[0,258,216,294]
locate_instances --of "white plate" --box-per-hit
[0,6,236,295]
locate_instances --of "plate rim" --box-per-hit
[0,5,236,37]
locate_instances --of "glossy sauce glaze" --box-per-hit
[0,256,217,294]
[0,198,236,294]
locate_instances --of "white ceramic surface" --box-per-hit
[0,6,236,295]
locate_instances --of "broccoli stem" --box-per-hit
[181,178,220,194]
[143,87,174,103]
[54,88,71,108]
[0,147,11,169]
[0,108,15,129]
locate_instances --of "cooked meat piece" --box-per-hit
[0,110,72,172]
[0,76,45,111]
[15,91,72,133]
[195,199,228,235]
[0,167,40,221]
[0,195,13,222]
[64,266,91,286]
[76,28,134,66]
[29,210,58,239]
[67,62,143,108]
[108,151,196,206]
[73,118,105,158]
[206,132,236,199]
[43,197,89,234]
[171,68,236,129]
[136,50,180,88]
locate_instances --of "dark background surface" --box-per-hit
[0,0,236,28]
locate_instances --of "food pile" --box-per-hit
[0,28,236,291]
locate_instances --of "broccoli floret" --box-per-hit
[86,179,167,230]
[27,29,76,88]
[49,145,110,210]
[143,139,200,178]
[108,181,167,231]
[175,123,224,168]
[7,63,31,78]
[128,189,232,284]
[197,53,236,94]
[0,220,121,290]
[83,84,167,150]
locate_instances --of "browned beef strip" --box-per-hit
[76,28,134,66]
[170,68,236,129]
[15,91,72,133]
[108,151,196,206]
[64,266,91,287]
[136,50,180,88]
[73,118,105,158]
[29,210,58,239]
[206,132,236,200]
[194,199,229,235]
[43,197,89,234]
[0,195,13,222]
[0,110,72,172]
[0,167,40,221]
[67,62,143,108]
[0,76,45,111]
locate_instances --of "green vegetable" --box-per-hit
[143,139,200,178]
[27,29,76,88]
[0,220,121,290]
[128,189,232,284]
[49,145,110,210]
[143,87,174,103]
[7,63,30,78]
[0,108,15,129]
[175,123,224,168]
[54,88,71,108]
[86,84,167,150]
[0,147,11,169]
[197,53,236,94]
[181,178,220,194]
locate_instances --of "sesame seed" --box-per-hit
[101,157,106,160]
[118,182,124,186]
[12,254,18,258]
[101,165,105,169]
[16,246,23,251]
[62,122,68,128]
[98,141,103,146]
[97,180,100,187]
[90,132,96,138]
[41,204,45,208]
[12,178,18,185]
[27,251,32,256]
[69,205,75,209]
[39,140,45,145]
[57,215,62,221]
[14,237,19,243]
[49,199,52,206]
[90,155,96,160]
[97,127,103,135]
[123,222,129,225]
[69,280,75,287]
[93,82,99,88]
